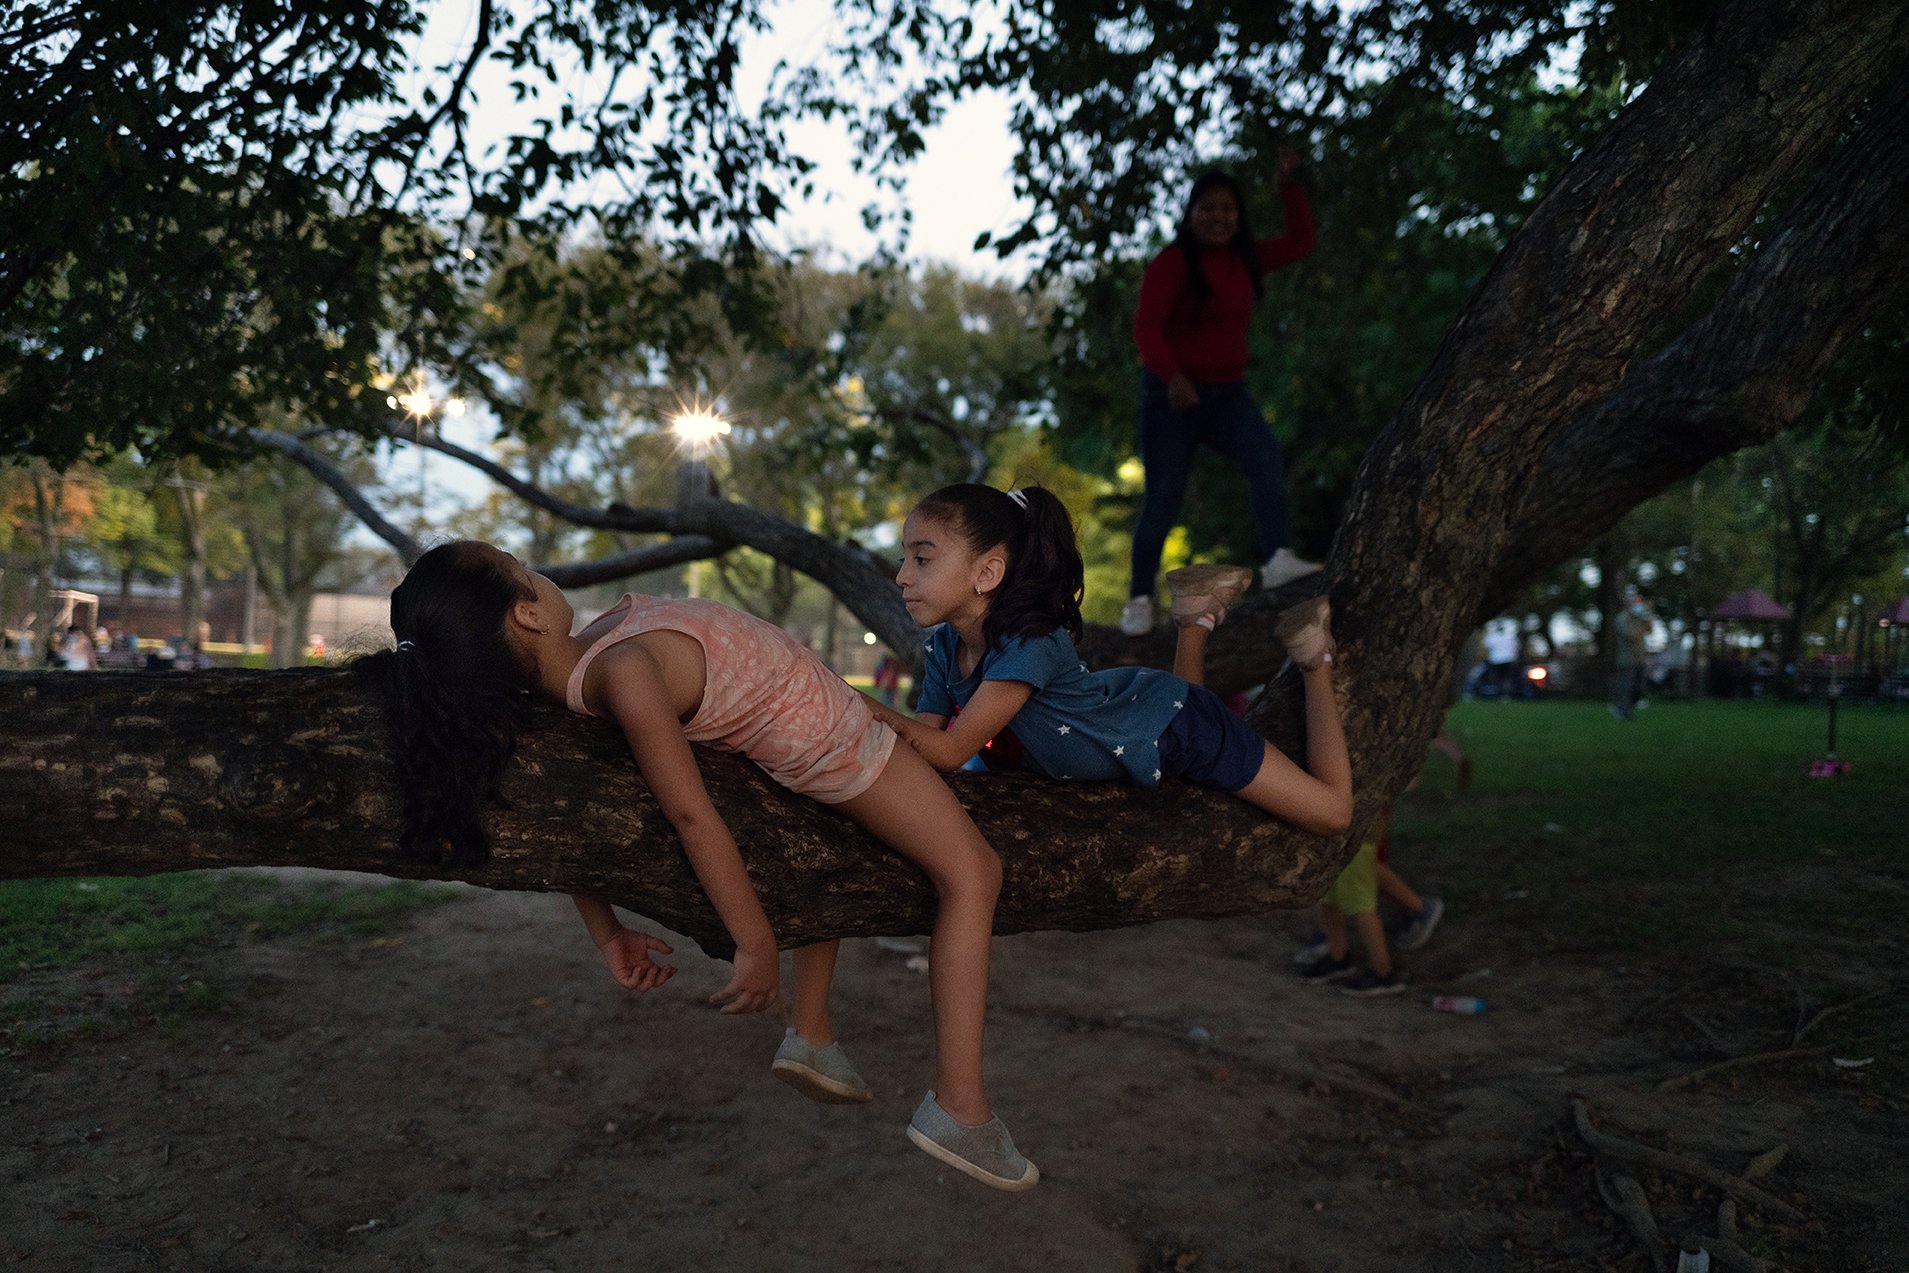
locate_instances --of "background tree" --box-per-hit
[229,429,387,667]
[0,460,100,657]
[72,457,181,633]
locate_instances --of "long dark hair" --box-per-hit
[1172,170,1264,320]
[914,483,1084,648]
[356,540,535,865]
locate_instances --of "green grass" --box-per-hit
[0,873,459,984]
[1396,698,1907,875]
[1388,698,1908,958]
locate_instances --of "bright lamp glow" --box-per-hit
[672,410,731,447]
[1526,665,1548,683]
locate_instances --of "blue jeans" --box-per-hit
[1129,371,1294,598]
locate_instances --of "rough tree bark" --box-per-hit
[0,670,1327,958]
[3,0,1907,952]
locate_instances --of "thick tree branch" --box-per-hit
[1488,64,1909,605]
[0,670,1341,959]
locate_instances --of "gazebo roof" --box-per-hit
[1711,587,1792,621]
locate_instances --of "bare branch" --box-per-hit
[538,536,726,587]
[251,429,422,564]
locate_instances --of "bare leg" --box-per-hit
[1231,660,1353,835]
[788,942,841,1044]
[1351,912,1392,976]
[1173,622,1210,685]
[1321,905,1348,960]
[1375,863,1423,914]
[1430,726,1473,792]
[835,744,1003,1126]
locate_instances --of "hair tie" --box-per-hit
[396,640,415,652]
[1006,489,1029,510]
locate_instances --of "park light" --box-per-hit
[672,408,731,449]
[395,386,435,419]
[384,375,468,427]
[863,631,877,645]
[1526,665,1548,684]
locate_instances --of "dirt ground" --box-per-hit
[3,861,1904,1273]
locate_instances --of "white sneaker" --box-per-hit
[1262,548,1323,590]
[1119,596,1156,636]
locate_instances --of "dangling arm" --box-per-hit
[581,643,780,1014]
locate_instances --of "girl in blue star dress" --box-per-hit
[869,483,1352,835]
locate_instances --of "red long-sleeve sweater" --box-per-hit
[1132,178,1316,383]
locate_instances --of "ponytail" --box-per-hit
[355,541,535,866]
[915,483,1084,647]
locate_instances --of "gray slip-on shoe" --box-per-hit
[771,1028,872,1104]
[905,1091,1039,1192]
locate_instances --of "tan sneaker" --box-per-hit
[1165,564,1255,630]
[1274,595,1334,670]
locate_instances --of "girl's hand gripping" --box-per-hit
[597,928,678,992]
[709,939,780,1015]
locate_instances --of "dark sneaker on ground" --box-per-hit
[1298,954,1356,982]
[1394,896,1445,952]
[1339,968,1406,997]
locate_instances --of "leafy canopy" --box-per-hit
[2,0,1699,468]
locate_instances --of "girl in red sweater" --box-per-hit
[1122,144,1323,636]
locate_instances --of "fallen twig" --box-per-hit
[1596,1167,1669,1273]
[1792,987,1893,1049]
[1680,1009,1736,1056]
[1571,1100,1802,1220]
[1655,1043,1832,1093]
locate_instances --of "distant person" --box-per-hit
[1610,590,1650,720]
[363,540,1036,1191]
[872,650,903,708]
[59,625,97,671]
[1481,622,1521,698]
[99,631,141,669]
[1121,143,1323,637]
[1297,806,1407,996]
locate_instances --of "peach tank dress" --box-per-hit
[565,595,895,804]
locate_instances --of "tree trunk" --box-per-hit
[0,669,1338,959]
[29,461,65,660]
[172,476,208,646]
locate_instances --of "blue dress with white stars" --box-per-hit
[917,624,1195,786]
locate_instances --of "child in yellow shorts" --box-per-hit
[1297,808,1405,996]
